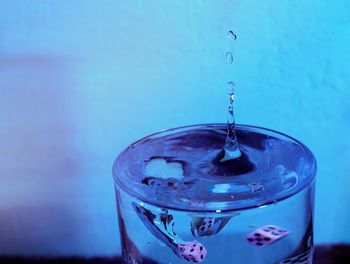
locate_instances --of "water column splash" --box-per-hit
[221,82,241,161]
[221,31,242,161]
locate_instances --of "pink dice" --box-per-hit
[246,225,289,247]
[176,241,207,263]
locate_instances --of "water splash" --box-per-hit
[221,30,241,161]
[221,82,241,161]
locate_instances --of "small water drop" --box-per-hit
[227,82,235,102]
[227,30,237,40]
[226,52,233,64]
[226,81,235,89]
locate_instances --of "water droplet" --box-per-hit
[226,52,233,64]
[227,82,235,104]
[226,81,235,91]
[227,30,237,40]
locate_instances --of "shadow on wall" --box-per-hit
[0,54,86,255]
[0,206,82,255]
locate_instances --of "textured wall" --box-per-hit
[0,0,349,256]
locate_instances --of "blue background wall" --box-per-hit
[0,0,349,257]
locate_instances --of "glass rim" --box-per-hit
[113,123,317,212]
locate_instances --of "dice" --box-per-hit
[176,241,207,263]
[191,216,234,237]
[133,202,208,262]
[278,249,312,264]
[191,217,217,237]
[132,202,176,249]
[246,225,289,247]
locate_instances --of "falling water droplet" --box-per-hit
[227,81,235,95]
[227,82,236,111]
[227,30,237,40]
[226,52,233,64]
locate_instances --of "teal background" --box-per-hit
[0,0,349,256]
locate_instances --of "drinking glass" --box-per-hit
[113,124,316,264]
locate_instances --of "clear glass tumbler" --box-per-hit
[113,124,316,264]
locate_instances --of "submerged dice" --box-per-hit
[278,249,312,264]
[133,202,207,263]
[191,215,235,237]
[246,225,289,247]
[191,217,217,237]
[176,241,207,263]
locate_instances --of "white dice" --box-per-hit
[246,225,289,247]
[176,241,207,263]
